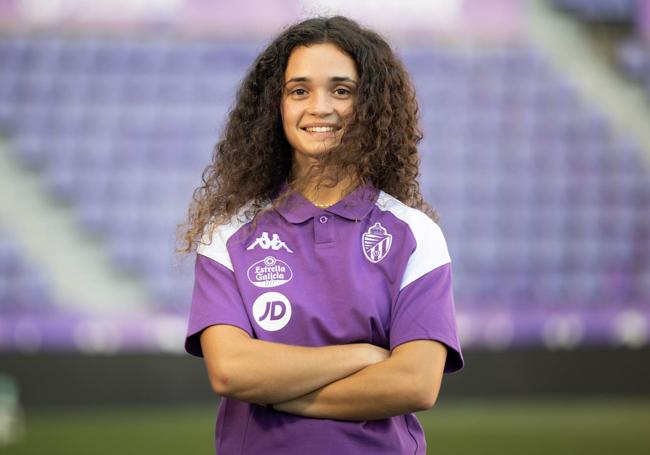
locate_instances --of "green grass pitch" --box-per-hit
[3,399,649,454]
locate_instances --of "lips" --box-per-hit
[303,126,337,132]
[300,124,341,138]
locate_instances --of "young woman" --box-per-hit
[180,15,463,455]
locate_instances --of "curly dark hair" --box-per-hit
[177,15,437,253]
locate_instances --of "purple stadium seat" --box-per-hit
[0,226,55,311]
[617,39,650,82]
[89,42,129,73]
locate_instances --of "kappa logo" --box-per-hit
[362,222,392,263]
[247,256,293,288]
[252,292,292,331]
[246,232,294,253]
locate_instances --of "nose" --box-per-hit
[307,89,333,116]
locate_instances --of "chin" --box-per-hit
[298,142,337,154]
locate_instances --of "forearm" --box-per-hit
[202,327,386,405]
[273,357,428,420]
[272,340,447,421]
[226,340,371,403]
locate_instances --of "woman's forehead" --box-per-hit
[285,43,358,81]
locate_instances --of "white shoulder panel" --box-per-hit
[376,191,451,290]
[197,202,266,271]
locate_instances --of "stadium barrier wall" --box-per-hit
[1,348,649,408]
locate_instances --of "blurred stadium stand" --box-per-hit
[617,37,650,97]
[2,35,649,350]
[0,224,54,313]
[1,0,650,405]
[552,0,639,22]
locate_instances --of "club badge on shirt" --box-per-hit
[362,222,392,263]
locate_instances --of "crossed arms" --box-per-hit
[200,324,448,421]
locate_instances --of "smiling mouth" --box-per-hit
[301,125,341,133]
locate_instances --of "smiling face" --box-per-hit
[281,43,358,177]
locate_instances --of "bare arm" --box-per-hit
[200,324,390,405]
[271,340,448,421]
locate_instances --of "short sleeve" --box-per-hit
[389,219,463,373]
[184,253,254,357]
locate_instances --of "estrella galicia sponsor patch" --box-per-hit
[362,222,392,263]
[247,256,293,288]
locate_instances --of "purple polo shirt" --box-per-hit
[185,181,463,455]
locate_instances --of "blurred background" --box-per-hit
[1,0,649,453]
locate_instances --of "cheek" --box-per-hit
[281,102,298,125]
[338,99,355,115]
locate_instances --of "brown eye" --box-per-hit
[334,88,351,96]
[291,88,307,95]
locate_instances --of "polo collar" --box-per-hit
[274,180,379,224]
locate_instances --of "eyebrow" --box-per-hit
[284,76,358,86]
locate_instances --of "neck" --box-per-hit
[289,165,359,207]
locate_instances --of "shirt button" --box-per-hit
[319,215,328,224]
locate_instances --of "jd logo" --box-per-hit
[259,301,286,321]
[246,232,294,253]
[252,292,292,331]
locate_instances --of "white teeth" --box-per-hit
[304,126,336,133]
